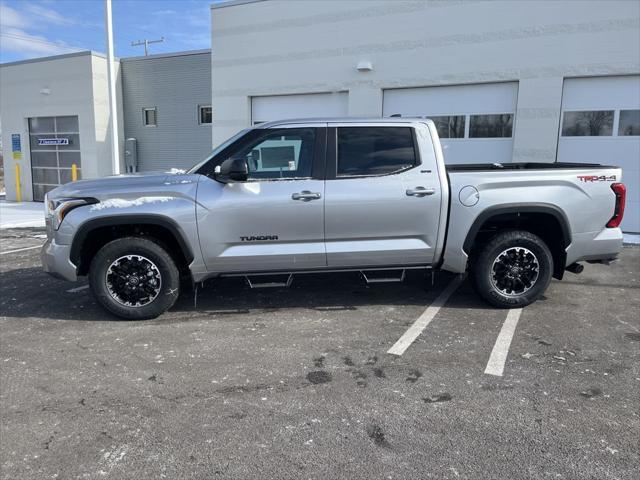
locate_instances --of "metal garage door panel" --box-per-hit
[383,82,518,165]
[557,76,640,233]
[251,92,348,124]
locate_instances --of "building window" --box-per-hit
[143,107,157,127]
[337,127,417,177]
[561,110,613,136]
[199,105,212,125]
[618,109,640,136]
[431,115,465,139]
[469,114,513,138]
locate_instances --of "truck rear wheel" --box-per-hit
[470,230,553,308]
[89,237,180,320]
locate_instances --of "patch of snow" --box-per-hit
[623,233,640,245]
[90,196,173,211]
[101,444,128,470]
[0,201,45,228]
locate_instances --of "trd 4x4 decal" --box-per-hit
[577,175,617,182]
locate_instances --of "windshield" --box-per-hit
[187,128,250,174]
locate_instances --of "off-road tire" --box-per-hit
[89,237,180,320]
[470,230,553,308]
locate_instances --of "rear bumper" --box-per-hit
[41,238,77,282]
[565,228,623,266]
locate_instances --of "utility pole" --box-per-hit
[130,37,164,56]
[105,0,120,175]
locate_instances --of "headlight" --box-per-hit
[45,197,97,230]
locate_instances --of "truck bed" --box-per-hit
[441,163,623,275]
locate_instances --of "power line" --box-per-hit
[0,32,79,51]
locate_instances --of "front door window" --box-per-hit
[224,128,317,180]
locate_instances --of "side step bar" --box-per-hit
[360,269,406,284]
[229,266,429,288]
[244,274,293,289]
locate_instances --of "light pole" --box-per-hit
[105,0,120,175]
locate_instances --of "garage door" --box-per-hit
[557,76,640,233]
[383,82,518,165]
[251,92,348,125]
[28,115,82,202]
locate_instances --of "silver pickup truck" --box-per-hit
[41,118,626,319]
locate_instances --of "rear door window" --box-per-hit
[337,127,417,177]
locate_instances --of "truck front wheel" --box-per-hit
[89,237,180,320]
[470,230,553,308]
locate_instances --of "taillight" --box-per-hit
[606,183,626,228]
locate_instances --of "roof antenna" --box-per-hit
[390,114,402,117]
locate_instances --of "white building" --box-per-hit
[0,51,123,202]
[0,50,211,202]
[210,0,640,232]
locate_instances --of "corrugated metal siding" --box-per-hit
[121,52,212,172]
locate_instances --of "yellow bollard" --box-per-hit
[71,163,78,182]
[15,163,22,202]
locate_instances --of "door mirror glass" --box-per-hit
[217,157,248,182]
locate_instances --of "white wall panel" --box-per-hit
[251,92,348,124]
[557,76,640,232]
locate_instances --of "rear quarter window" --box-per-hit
[337,127,418,177]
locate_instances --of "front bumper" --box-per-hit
[41,238,78,282]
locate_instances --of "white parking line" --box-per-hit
[0,245,42,255]
[67,285,89,293]
[484,308,523,376]
[387,275,465,356]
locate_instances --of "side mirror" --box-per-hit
[217,157,248,182]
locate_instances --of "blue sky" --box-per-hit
[0,0,218,63]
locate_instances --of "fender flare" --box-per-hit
[70,214,195,268]
[462,203,572,254]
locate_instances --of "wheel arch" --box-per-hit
[70,215,194,276]
[463,204,571,280]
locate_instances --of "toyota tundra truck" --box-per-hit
[41,118,626,319]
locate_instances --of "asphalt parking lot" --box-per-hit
[1,227,639,480]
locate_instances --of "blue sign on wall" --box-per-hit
[11,133,22,160]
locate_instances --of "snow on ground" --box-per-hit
[624,233,640,245]
[0,201,45,228]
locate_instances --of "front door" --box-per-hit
[324,124,443,267]
[196,126,327,273]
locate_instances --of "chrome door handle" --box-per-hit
[292,191,321,201]
[406,187,436,197]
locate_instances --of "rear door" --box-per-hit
[324,123,443,267]
[196,125,327,273]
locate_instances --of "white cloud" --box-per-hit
[24,4,75,26]
[0,3,29,29]
[171,31,210,48]
[0,3,82,59]
[153,9,178,16]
